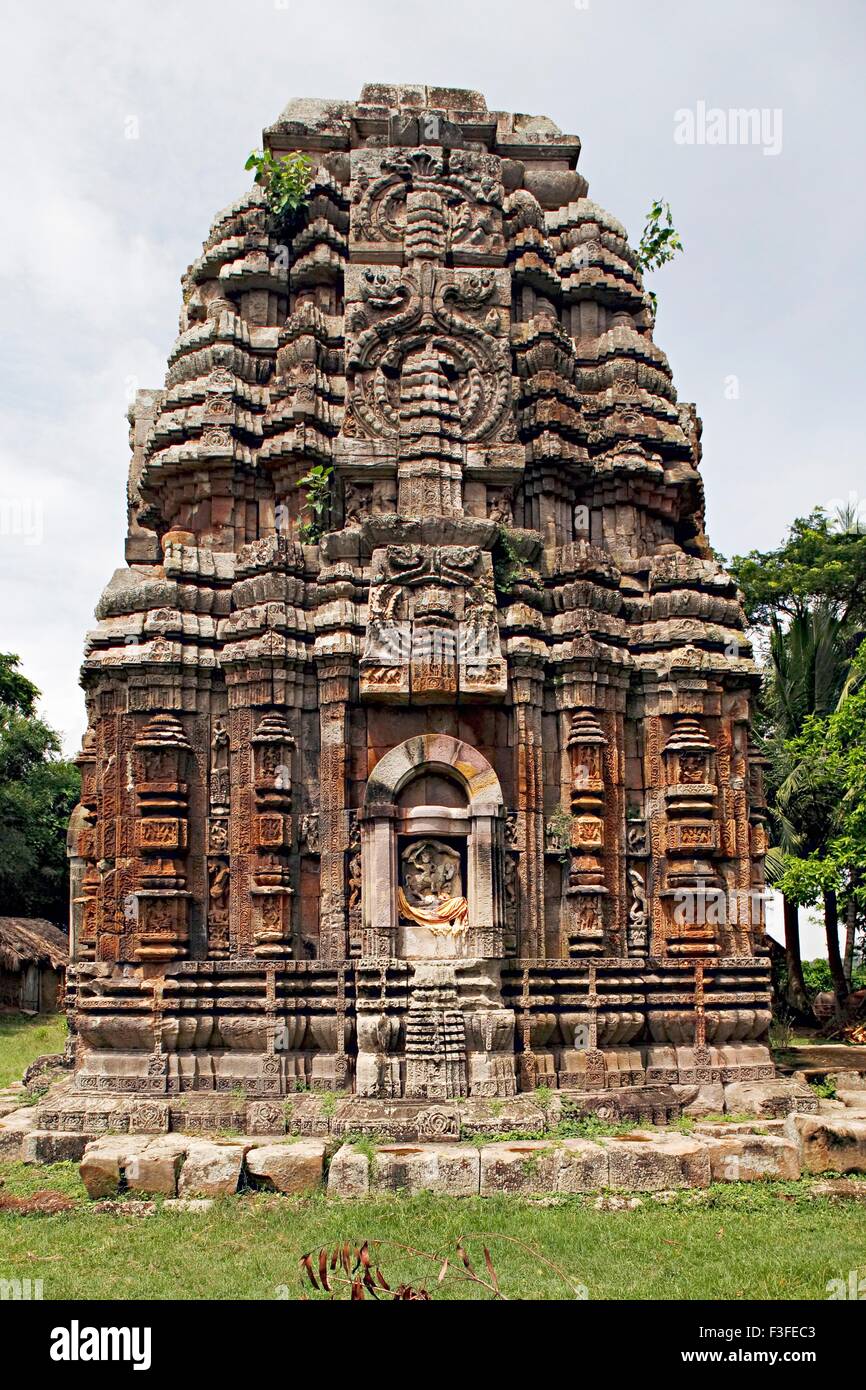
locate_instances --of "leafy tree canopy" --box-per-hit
[0,655,79,923]
[727,508,866,629]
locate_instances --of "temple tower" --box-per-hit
[67,85,773,1105]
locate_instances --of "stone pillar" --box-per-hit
[205,715,231,958]
[466,804,507,957]
[68,729,98,961]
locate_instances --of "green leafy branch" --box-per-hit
[245,148,312,237]
[635,198,684,314]
[297,463,333,544]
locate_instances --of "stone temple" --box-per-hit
[66,84,774,1127]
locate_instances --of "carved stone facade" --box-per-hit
[66,85,772,1106]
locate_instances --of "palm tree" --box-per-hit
[765,604,853,1011]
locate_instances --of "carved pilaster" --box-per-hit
[662,715,720,957]
[131,713,193,962]
[250,711,295,958]
[68,728,98,961]
[512,658,545,960]
[562,708,608,957]
[317,655,354,962]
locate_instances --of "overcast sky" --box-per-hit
[1,0,863,953]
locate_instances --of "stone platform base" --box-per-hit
[2,1077,865,1199]
[17,1110,866,1203]
[0,1073,820,1157]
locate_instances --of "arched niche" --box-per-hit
[360,734,506,960]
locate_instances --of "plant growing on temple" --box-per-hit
[296,463,333,543]
[493,525,541,596]
[635,199,684,313]
[0,654,80,924]
[546,806,573,864]
[244,148,312,238]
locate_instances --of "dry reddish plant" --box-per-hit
[299,1233,580,1301]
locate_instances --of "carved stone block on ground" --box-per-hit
[723,1081,818,1118]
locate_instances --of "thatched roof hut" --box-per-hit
[0,917,68,1013]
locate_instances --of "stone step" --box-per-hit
[67,1113,866,1199]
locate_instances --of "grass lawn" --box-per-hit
[2,1016,864,1300]
[0,1012,67,1089]
[0,1160,864,1300]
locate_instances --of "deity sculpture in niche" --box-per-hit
[398,839,469,935]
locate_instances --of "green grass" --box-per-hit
[0,1012,67,1089]
[0,1160,864,1300]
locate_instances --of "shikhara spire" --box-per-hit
[65,85,773,1120]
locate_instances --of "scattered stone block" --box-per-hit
[554,1138,609,1192]
[480,1142,559,1195]
[245,1140,325,1194]
[810,1179,866,1201]
[723,1080,817,1118]
[604,1133,711,1190]
[327,1143,370,1197]
[784,1112,866,1175]
[703,1134,800,1181]
[695,1119,787,1137]
[177,1139,248,1197]
[79,1136,153,1198]
[675,1083,725,1119]
[0,1109,37,1159]
[21,1130,90,1164]
[827,1071,866,1091]
[456,1099,546,1138]
[372,1144,480,1196]
[125,1136,189,1197]
[163,1198,214,1213]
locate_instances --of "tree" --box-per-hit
[765,631,866,1012]
[0,655,79,924]
[728,508,866,630]
[730,511,866,1014]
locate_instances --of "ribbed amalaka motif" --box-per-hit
[66,85,773,1105]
